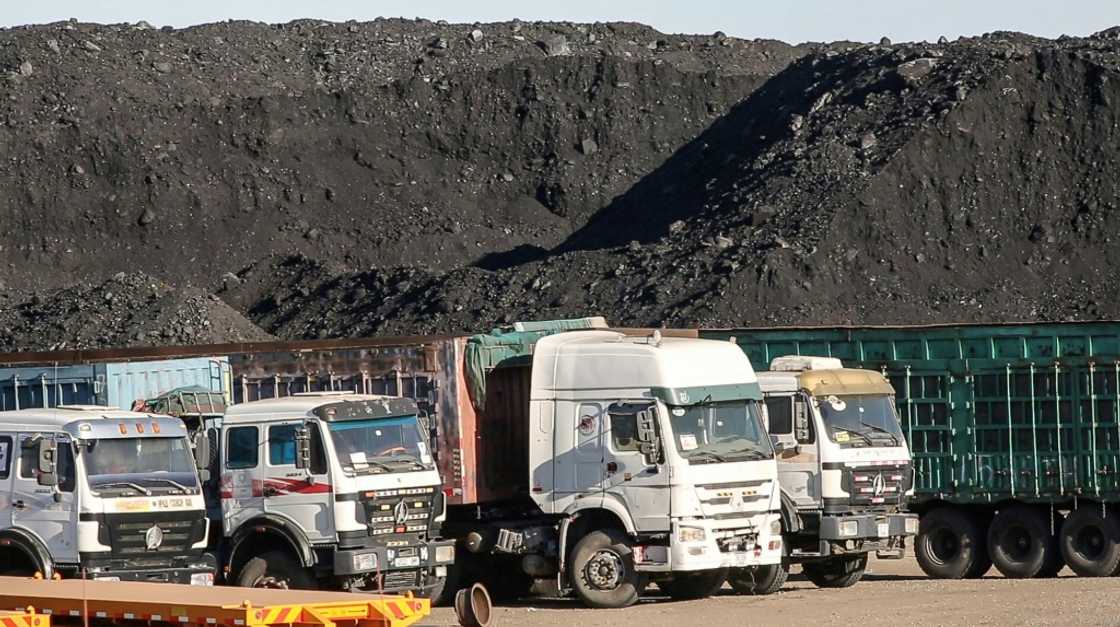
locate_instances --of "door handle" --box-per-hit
[605,462,618,474]
[12,500,26,510]
[263,486,279,497]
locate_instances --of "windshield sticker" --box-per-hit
[417,441,432,465]
[671,408,686,417]
[679,434,698,450]
[826,395,847,411]
[835,431,850,443]
[349,451,369,465]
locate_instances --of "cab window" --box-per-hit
[226,427,259,469]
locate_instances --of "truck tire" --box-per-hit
[727,561,789,595]
[1059,504,1120,577]
[987,505,1058,579]
[568,530,642,609]
[236,550,315,589]
[1036,512,1066,578]
[656,568,727,600]
[915,507,991,579]
[801,554,866,588]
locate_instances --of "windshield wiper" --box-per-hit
[347,459,395,474]
[686,450,729,464]
[833,428,875,447]
[147,477,193,492]
[93,481,151,496]
[856,421,902,446]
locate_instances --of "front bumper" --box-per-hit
[333,538,455,576]
[636,514,783,572]
[819,512,917,541]
[81,552,216,585]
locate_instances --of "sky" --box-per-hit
[2,0,1119,43]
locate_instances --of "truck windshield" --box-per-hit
[668,400,773,464]
[818,394,905,448]
[84,436,198,493]
[328,416,433,475]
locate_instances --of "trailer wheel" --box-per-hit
[801,554,866,588]
[656,568,727,600]
[915,507,990,579]
[986,505,1057,578]
[727,561,789,595]
[568,530,642,609]
[1059,505,1120,577]
[236,550,315,589]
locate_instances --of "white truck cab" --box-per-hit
[216,392,454,595]
[758,356,918,588]
[524,331,784,605]
[0,406,214,584]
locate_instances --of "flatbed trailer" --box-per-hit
[0,609,49,627]
[0,577,428,627]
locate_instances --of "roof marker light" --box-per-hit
[79,423,92,432]
[152,422,161,434]
[136,423,145,433]
[119,423,128,434]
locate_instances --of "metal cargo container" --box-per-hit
[0,357,230,411]
[701,322,1120,579]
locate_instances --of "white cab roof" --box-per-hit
[223,392,402,423]
[0,406,168,430]
[531,330,757,393]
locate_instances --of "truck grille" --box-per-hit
[359,486,438,537]
[101,512,206,557]
[843,464,911,507]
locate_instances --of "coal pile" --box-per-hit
[3,21,1120,350]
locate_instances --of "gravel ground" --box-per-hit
[420,557,1114,627]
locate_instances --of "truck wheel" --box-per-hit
[727,561,789,595]
[1059,504,1120,577]
[656,568,727,600]
[236,550,315,589]
[1036,512,1066,578]
[915,507,991,579]
[801,554,866,588]
[569,530,642,609]
[987,505,1058,578]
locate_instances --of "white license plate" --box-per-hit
[877,523,889,538]
[394,556,421,568]
[732,552,751,567]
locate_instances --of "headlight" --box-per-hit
[770,517,783,535]
[678,525,706,543]
[352,552,378,571]
[435,545,455,563]
[839,520,859,537]
[190,572,214,586]
[905,517,919,535]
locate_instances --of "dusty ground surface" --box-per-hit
[420,558,1114,626]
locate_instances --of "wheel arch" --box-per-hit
[0,528,54,578]
[227,514,315,578]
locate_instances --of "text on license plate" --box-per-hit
[394,556,421,568]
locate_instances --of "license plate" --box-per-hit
[394,556,421,568]
[733,552,751,567]
[877,523,889,538]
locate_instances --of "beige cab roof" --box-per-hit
[223,391,404,423]
[798,369,895,397]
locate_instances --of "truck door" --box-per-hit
[563,401,607,504]
[262,421,331,542]
[603,402,670,532]
[12,433,78,564]
[0,434,14,528]
[764,395,820,508]
[222,425,263,536]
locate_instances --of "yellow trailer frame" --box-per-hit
[0,609,50,627]
[0,577,428,627]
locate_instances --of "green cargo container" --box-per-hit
[702,322,1120,580]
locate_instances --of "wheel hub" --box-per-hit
[930,528,960,565]
[585,549,624,590]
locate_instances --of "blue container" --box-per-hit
[0,357,229,411]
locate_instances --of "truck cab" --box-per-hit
[524,330,784,606]
[757,356,918,587]
[216,392,454,595]
[0,406,215,584]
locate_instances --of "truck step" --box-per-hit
[0,576,428,627]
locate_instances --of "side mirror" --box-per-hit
[635,409,661,464]
[773,440,801,457]
[294,426,312,470]
[794,399,811,442]
[37,437,59,487]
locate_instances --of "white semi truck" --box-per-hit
[0,406,215,584]
[753,356,918,589]
[205,393,455,596]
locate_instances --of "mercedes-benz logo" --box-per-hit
[145,525,164,550]
[871,473,886,497]
[393,499,410,525]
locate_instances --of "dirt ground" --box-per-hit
[421,557,1115,627]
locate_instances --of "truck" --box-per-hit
[702,322,1120,580]
[227,320,785,607]
[0,405,216,584]
[202,392,455,596]
[754,356,918,589]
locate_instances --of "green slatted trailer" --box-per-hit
[701,322,1120,580]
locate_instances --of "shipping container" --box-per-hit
[702,322,1120,579]
[0,357,231,411]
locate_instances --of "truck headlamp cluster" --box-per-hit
[351,552,378,571]
[770,518,782,536]
[678,525,707,543]
[905,517,919,535]
[838,520,860,537]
